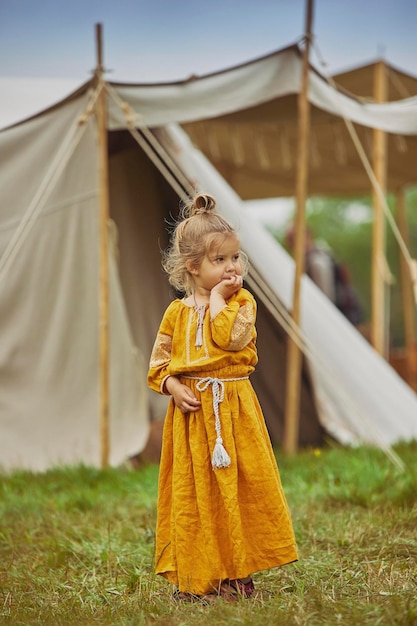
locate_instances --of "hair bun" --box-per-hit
[190,193,216,216]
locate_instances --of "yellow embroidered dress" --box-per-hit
[148,288,298,595]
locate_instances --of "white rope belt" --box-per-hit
[182,375,249,469]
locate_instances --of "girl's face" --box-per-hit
[190,235,243,293]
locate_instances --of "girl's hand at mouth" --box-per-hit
[212,275,242,300]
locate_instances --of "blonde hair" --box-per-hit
[162,192,248,295]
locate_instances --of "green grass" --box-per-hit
[1,442,417,625]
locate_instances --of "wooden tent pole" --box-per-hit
[95,23,110,468]
[395,188,417,390]
[283,0,314,455]
[370,60,388,356]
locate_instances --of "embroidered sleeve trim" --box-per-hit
[228,301,255,351]
[149,332,172,368]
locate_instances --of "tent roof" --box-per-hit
[333,60,417,101]
[2,45,417,199]
[180,52,417,198]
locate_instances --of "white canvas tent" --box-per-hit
[1,44,417,472]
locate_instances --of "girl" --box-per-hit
[148,192,297,601]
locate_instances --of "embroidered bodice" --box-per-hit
[148,288,258,394]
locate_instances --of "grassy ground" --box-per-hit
[1,441,417,625]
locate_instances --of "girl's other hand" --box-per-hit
[165,377,201,414]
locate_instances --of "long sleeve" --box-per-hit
[211,289,256,352]
[147,302,176,395]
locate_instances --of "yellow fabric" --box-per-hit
[148,288,298,595]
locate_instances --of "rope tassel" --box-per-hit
[212,436,231,469]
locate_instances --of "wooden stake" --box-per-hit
[370,60,388,356]
[95,23,110,468]
[395,188,417,390]
[283,0,314,455]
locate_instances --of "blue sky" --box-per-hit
[0,0,416,82]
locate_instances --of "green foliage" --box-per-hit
[1,443,417,625]
[275,187,417,347]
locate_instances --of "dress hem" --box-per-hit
[156,546,298,595]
